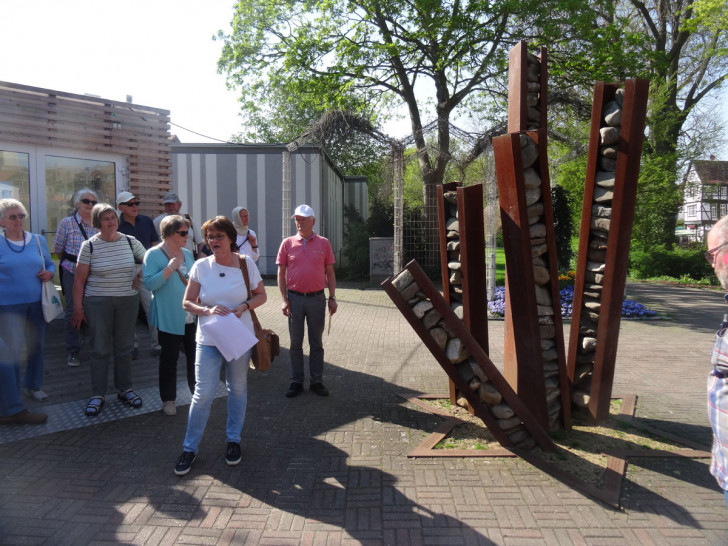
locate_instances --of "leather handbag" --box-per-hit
[36,235,64,322]
[239,256,279,370]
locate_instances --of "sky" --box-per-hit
[2,0,727,157]
[2,0,249,144]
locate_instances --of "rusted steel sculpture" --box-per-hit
[566,79,649,422]
[384,38,649,451]
[492,130,571,432]
[383,261,554,451]
[437,183,488,406]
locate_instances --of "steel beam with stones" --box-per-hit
[507,41,547,133]
[383,260,554,451]
[492,129,571,432]
[566,79,649,422]
[437,182,488,407]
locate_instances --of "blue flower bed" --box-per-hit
[487,285,657,319]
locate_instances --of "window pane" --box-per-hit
[45,156,116,241]
[0,150,31,229]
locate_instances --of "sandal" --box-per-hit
[118,389,143,408]
[86,396,104,417]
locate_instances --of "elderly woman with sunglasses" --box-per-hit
[142,215,197,416]
[0,198,55,424]
[53,188,100,367]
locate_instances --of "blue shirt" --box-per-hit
[142,245,195,335]
[118,214,159,249]
[0,232,56,305]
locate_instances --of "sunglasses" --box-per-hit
[122,201,140,207]
[705,242,728,264]
[80,199,98,205]
[207,234,226,241]
[177,230,189,237]
[7,213,26,221]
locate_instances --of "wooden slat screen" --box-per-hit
[0,80,172,216]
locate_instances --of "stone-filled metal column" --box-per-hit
[437,183,489,407]
[383,261,554,451]
[566,79,649,422]
[493,130,570,431]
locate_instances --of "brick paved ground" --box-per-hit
[1,280,727,545]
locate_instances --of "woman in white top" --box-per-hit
[175,216,266,476]
[72,203,146,417]
[232,206,259,262]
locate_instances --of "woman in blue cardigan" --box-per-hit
[0,198,56,424]
[143,215,196,416]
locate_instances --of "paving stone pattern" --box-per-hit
[1,281,727,544]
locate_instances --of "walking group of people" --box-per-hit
[0,190,337,476]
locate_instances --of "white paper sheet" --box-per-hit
[200,313,258,361]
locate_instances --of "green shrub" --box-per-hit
[628,245,713,281]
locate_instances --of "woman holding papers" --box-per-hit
[142,215,196,417]
[175,216,266,476]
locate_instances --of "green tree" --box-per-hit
[216,0,539,252]
[534,0,728,247]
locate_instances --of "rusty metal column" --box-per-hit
[566,79,649,422]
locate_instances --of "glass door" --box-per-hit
[0,142,126,251]
[43,155,118,243]
[0,150,31,232]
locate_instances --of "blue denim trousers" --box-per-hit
[60,269,80,356]
[182,343,250,454]
[288,291,326,385]
[0,301,45,416]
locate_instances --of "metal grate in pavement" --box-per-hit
[0,380,227,445]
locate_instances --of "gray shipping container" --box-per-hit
[171,143,367,276]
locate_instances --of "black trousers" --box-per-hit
[158,323,196,402]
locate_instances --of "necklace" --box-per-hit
[3,232,26,253]
[213,261,226,277]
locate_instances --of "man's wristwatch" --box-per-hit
[329,296,336,301]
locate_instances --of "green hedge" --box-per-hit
[628,245,713,281]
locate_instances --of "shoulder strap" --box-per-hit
[159,246,188,286]
[123,234,143,264]
[74,213,89,240]
[35,235,46,272]
[238,255,261,327]
[239,255,252,300]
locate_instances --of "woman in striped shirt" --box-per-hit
[72,203,146,417]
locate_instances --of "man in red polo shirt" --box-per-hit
[277,205,337,398]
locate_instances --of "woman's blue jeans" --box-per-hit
[0,301,45,416]
[183,343,250,454]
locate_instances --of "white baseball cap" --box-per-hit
[292,204,315,218]
[116,191,136,206]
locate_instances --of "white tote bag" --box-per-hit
[36,235,64,322]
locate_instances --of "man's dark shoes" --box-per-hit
[310,383,329,397]
[174,451,196,476]
[226,442,242,466]
[0,409,47,425]
[285,382,304,398]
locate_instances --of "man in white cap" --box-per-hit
[116,190,160,357]
[153,190,204,258]
[277,204,337,398]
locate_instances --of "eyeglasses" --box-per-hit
[706,242,728,264]
[80,199,98,205]
[7,213,26,221]
[207,234,226,241]
[177,230,189,237]
[122,201,140,207]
